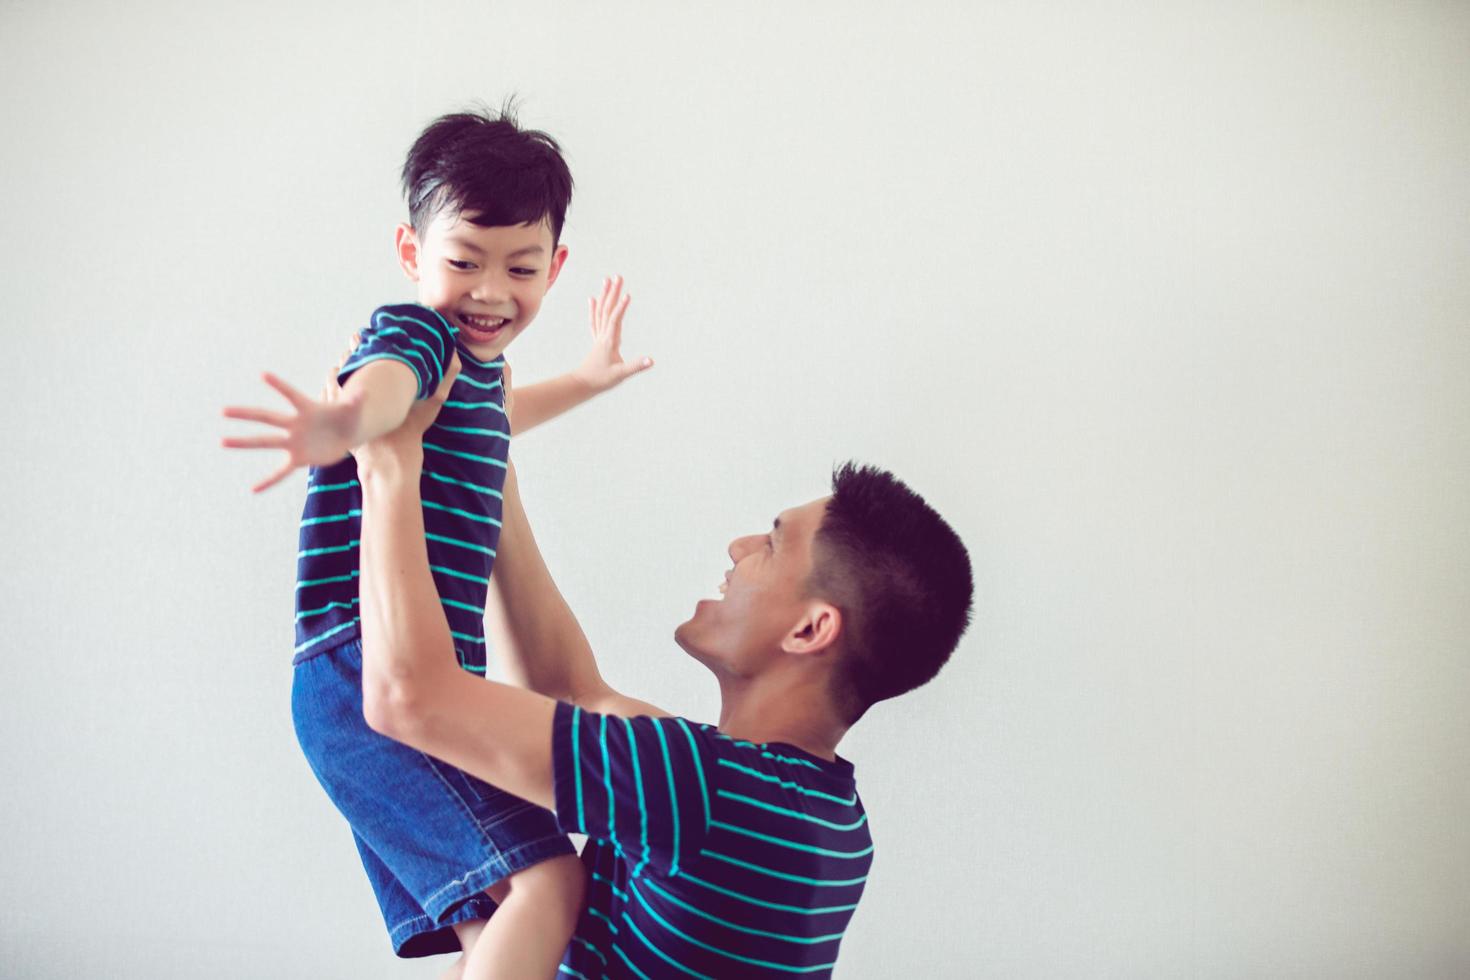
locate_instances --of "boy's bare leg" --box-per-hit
[459,855,586,980]
[441,879,510,980]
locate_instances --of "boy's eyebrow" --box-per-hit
[445,238,546,260]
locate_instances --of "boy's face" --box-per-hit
[395,211,568,362]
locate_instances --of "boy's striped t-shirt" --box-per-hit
[552,702,872,978]
[293,303,509,672]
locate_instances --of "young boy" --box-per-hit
[223,107,649,978]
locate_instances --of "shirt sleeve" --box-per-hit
[338,303,455,399]
[552,701,713,878]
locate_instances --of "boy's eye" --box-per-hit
[447,259,476,271]
[511,267,537,276]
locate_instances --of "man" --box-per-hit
[354,361,974,977]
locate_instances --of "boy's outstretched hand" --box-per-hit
[222,372,365,493]
[573,275,653,392]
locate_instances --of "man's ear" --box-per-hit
[783,602,842,658]
[544,243,569,290]
[394,223,422,282]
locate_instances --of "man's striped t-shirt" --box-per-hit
[552,702,873,978]
[293,303,509,671]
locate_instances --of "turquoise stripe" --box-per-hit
[436,424,509,440]
[715,759,856,805]
[424,531,495,556]
[678,872,860,916]
[297,571,359,590]
[609,942,649,978]
[293,617,358,655]
[698,849,869,887]
[620,913,712,979]
[299,510,360,528]
[369,325,442,365]
[298,540,359,558]
[624,717,650,878]
[458,349,504,370]
[425,469,502,498]
[600,715,619,855]
[572,706,585,832]
[429,564,489,585]
[715,790,869,831]
[723,737,824,771]
[572,936,608,967]
[423,499,501,526]
[295,599,359,621]
[710,820,873,859]
[455,373,503,391]
[444,399,505,414]
[588,906,620,935]
[441,597,486,615]
[673,718,710,833]
[424,442,507,468]
[458,662,487,675]
[592,871,629,903]
[343,352,424,392]
[375,309,448,361]
[556,965,589,979]
[449,631,487,646]
[629,883,836,974]
[641,878,846,945]
[653,720,680,875]
[307,480,359,494]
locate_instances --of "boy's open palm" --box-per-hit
[574,275,653,392]
[222,372,365,493]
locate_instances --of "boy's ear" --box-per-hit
[394,223,422,282]
[544,244,569,290]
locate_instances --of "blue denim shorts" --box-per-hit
[292,638,575,958]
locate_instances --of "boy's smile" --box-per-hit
[395,212,568,362]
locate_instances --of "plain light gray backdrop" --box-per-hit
[1,2,1467,977]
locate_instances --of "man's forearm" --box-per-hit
[356,446,458,713]
[484,463,607,702]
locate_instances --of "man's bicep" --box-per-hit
[575,682,673,720]
[409,671,560,812]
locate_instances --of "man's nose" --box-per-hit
[727,535,757,563]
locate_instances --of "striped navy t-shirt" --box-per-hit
[293,303,509,671]
[553,702,873,978]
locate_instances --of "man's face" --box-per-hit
[674,496,833,674]
[397,212,568,362]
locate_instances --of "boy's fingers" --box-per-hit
[621,356,654,379]
[222,434,289,450]
[222,406,290,429]
[263,372,310,409]
[252,462,295,494]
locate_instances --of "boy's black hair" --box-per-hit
[401,99,573,243]
[808,462,974,724]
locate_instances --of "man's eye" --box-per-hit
[447,259,475,271]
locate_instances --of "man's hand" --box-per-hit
[572,275,653,393]
[222,373,366,493]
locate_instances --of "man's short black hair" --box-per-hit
[401,99,573,243]
[808,462,974,723]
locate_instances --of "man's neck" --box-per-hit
[714,674,848,763]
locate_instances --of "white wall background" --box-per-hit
[1,2,1466,977]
